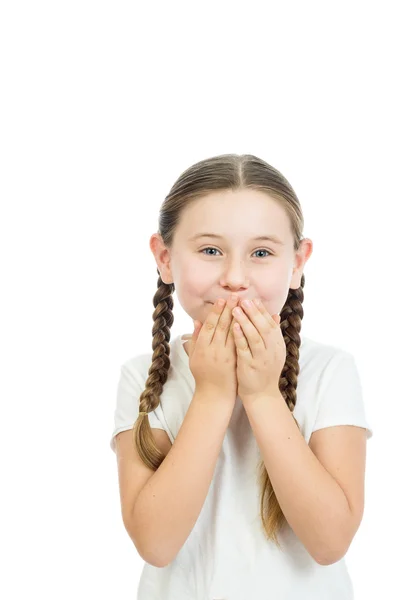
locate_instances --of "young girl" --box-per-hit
[110,153,373,600]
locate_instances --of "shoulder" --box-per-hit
[295,336,360,423]
[299,334,354,380]
[299,336,355,373]
[122,352,153,379]
[300,334,350,360]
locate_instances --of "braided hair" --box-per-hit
[132,154,306,547]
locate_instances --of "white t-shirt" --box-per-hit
[110,333,373,600]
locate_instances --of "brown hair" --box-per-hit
[132,153,305,548]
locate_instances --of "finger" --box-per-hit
[233,321,250,352]
[215,294,240,345]
[242,301,273,335]
[192,320,202,338]
[187,320,198,355]
[232,306,266,355]
[198,298,228,344]
[253,298,277,327]
[226,315,238,346]
[237,301,274,347]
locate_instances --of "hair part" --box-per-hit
[132,153,306,549]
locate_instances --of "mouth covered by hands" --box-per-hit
[230,297,285,404]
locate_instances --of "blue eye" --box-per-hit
[200,247,273,258]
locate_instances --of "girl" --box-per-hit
[110,153,373,600]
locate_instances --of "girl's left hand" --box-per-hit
[232,298,286,404]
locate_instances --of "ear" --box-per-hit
[149,233,173,284]
[289,238,313,290]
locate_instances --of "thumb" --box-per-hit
[188,320,201,354]
[193,320,202,337]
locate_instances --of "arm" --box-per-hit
[131,391,234,568]
[244,392,356,565]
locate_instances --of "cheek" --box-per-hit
[172,261,212,304]
[175,260,212,290]
[256,273,290,313]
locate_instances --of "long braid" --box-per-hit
[257,272,305,548]
[132,268,175,470]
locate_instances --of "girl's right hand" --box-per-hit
[187,294,240,404]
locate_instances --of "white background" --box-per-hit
[1,1,402,598]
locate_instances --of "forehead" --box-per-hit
[177,189,292,243]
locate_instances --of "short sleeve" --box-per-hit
[312,352,373,440]
[110,362,168,453]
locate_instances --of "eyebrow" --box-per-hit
[188,233,285,246]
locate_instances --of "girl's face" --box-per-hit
[151,189,312,326]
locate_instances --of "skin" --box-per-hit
[150,189,313,356]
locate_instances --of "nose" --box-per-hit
[220,259,249,293]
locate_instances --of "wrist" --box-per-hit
[193,387,236,409]
[241,390,283,407]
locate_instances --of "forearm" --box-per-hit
[132,391,233,568]
[244,393,351,565]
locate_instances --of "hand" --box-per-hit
[187,294,240,404]
[231,298,286,404]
